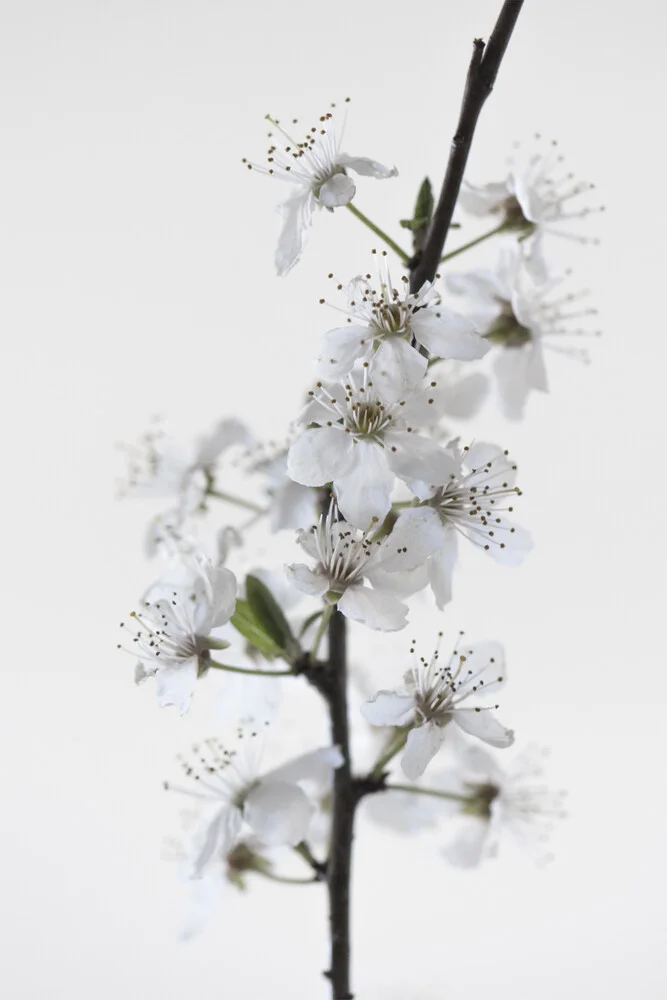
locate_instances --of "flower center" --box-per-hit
[370,300,411,339]
[500,195,536,233]
[484,305,532,348]
[463,781,500,819]
[345,399,391,440]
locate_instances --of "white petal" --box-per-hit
[201,565,237,630]
[454,709,515,748]
[189,805,242,879]
[440,373,489,418]
[334,441,394,528]
[364,787,441,833]
[315,324,369,378]
[458,179,509,216]
[287,426,354,487]
[275,190,315,276]
[318,172,356,208]
[154,658,199,714]
[385,432,454,486]
[265,746,344,789]
[361,690,415,727]
[369,338,427,401]
[493,346,532,420]
[428,530,459,609]
[379,506,446,572]
[270,479,317,532]
[244,780,314,847]
[443,816,490,868]
[336,153,398,179]
[194,418,252,467]
[527,340,549,392]
[485,522,532,566]
[411,309,490,361]
[401,722,448,780]
[284,562,329,597]
[338,583,408,632]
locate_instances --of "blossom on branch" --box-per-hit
[394,440,531,608]
[243,101,397,275]
[362,635,514,780]
[120,557,237,713]
[287,365,456,529]
[447,243,600,419]
[315,255,488,398]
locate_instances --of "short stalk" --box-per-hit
[346,203,410,262]
[207,488,265,515]
[207,659,293,678]
[259,870,319,886]
[369,729,408,779]
[310,604,334,660]
[385,782,472,805]
[439,221,508,263]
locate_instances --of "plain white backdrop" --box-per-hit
[1,1,666,997]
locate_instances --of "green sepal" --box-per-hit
[244,575,299,660]
[230,598,282,661]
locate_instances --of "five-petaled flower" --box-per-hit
[121,557,237,713]
[361,635,514,780]
[393,440,531,608]
[243,102,397,275]
[439,743,567,867]
[287,365,456,529]
[447,242,599,419]
[285,501,432,632]
[315,255,488,399]
[164,726,343,879]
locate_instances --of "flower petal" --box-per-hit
[442,816,490,868]
[318,172,356,208]
[493,346,532,420]
[284,562,329,597]
[338,583,408,632]
[379,506,446,572]
[361,690,415,727]
[189,805,242,879]
[315,325,369,378]
[385,432,455,486]
[337,154,398,179]
[287,426,354,487]
[265,746,344,789]
[458,179,509,216]
[275,190,315,276]
[369,338,427,401]
[411,309,490,361]
[334,441,394,528]
[428,530,459,609]
[401,722,448,781]
[440,373,489,419]
[244,780,314,847]
[154,658,199,714]
[453,709,515,748]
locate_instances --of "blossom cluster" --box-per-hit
[117,104,597,932]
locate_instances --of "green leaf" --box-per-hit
[414,177,434,226]
[245,575,298,658]
[230,599,282,660]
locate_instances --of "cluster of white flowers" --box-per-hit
[117,103,597,944]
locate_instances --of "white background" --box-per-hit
[1,0,666,997]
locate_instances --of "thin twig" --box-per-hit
[409,0,524,293]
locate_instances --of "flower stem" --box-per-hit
[369,729,408,779]
[310,604,334,659]
[385,782,471,804]
[207,659,293,678]
[346,203,410,263]
[259,870,318,886]
[207,488,265,514]
[439,221,508,263]
[294,841,327,879]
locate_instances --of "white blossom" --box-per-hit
[243,102,397,275]
[394,440,531,608]
[119,417,252,517]
[164,727,343,880]
[315,257,488,399]
[286,502,432,632]
[448,243,600,419]
[459,140,602,279]
[120,557,237,713]
[287,365,457,529]
[362,636,514,780]
[439,743,567,867]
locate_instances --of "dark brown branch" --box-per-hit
[324,609,355,1000]
[409,0,524,293]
